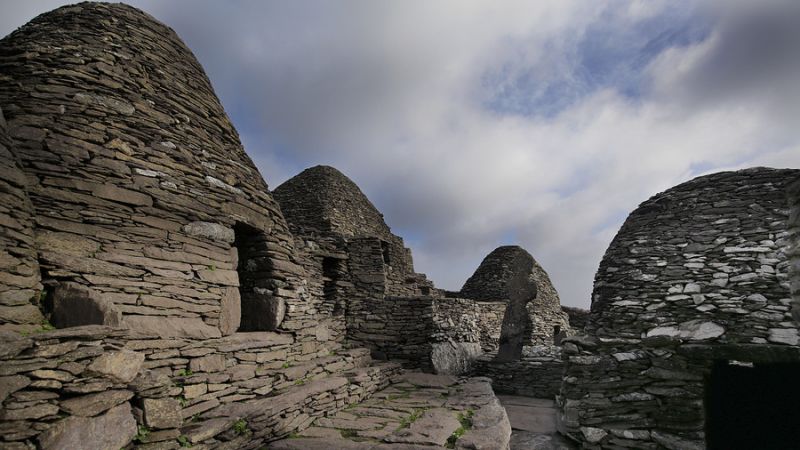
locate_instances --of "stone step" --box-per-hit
[175,357,402,448]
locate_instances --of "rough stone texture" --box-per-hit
[431,342,482,376]
[496,253,538,362]
[461,246,571,346]
[271,374,511,449]
[475,346,564,398]
[38,403,137,450]
[86,349,144,383]
[0,1,305,338]
[559,168,800,449]
[789,174,800,322]
[0,105,43,333]
[561,306,589,331]
[50,282,122,328]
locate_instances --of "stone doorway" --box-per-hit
[705,360,800,449]
[234,222,284,331]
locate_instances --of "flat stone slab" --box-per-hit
[401,372,458,388]
[270,372,511,449]
[504,404,557,433]
[497,395,576,449]
[385,408,460,446]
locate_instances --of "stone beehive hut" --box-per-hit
[0,2,306,338]
[274,164,433,296]
[461,245,570,347]
[559,168,800,449]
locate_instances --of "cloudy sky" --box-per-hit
[3,1,799,308]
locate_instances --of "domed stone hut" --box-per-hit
[0,2,305,338]
[461,245,570,347]
[273,165,440,363]
[558,168,800,449]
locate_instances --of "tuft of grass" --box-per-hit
[176,368,193,377]
[294,378,306,386]
[340,429,358,439]
[398,408,426,429]
[177,434,192,447]
[446,409,475,448]
[134,425,151,443]
[233,418,249,435]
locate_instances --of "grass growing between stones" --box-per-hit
[397,408,427,429]
[340,428,358,439]
[233,418,249,435]
[445,410,474,449]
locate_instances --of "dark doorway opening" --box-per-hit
[706,360,800,450]
[234,222,282,331]
[322,257,344,315]
[553,325,561,345]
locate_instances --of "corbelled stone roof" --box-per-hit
[460,245,561,306]
[590,167,800,340]
[0,2,299,337]
[273,165,392,239]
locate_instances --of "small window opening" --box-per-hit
[380,241,390,265]
[322,257,342,315]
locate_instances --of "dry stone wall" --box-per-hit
[789,175,800,322]
[474,346,564,398]
[0,325,401,449]
[0,106,44,333]
[559,168,800,449]
[0,2,305,339]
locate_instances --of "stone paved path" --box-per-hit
[269,373,511,449]
[498,395,576,450]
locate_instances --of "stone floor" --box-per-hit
[498,395,576,450]
[268,372,512,449]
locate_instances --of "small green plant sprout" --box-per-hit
[176,368,193,377]
[134,425,151,443]
[339,429,358,439]
[233,418,248,435]
[177,434,192,447]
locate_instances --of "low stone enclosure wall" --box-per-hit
[0,325,401,449]
[474,346,564,399]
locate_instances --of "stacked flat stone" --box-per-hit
[789,174,800,322]
[0,2,305,338]
[0,106,43,333]
[474,346,564,398]
[461,246,571,345]
[0,325,402,449]
[559,167,800,449]
[562,306,589,331]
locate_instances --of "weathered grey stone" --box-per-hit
[86,350,144,383]
[0,375,30,403]
[190,354,226,373]
[123,316,222,339]
[580,426,608,443]
[402,372,458,388]
[768,328,799,345]
[182,222,235,243]
[651,430,703,450]
[0,303,44,324]
[60,389,133,416]
[496,252,537,362]
[143,397,183,429]
[38,403,137,450]
[431,342,481,375]
[1,402,59,420]
[385,408,461,446]
[50,282,123,328]
[219,287,241,336]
